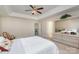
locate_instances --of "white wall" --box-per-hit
[0,17,37,38]
[55,19,79,32]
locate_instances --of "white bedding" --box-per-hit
[9,36,59,54]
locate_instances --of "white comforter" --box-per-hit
[9,36,59,54]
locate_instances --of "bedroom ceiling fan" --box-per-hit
[25,5,44,15]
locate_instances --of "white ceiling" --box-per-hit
[49,6,79,21]
[0,5,78,20]
[8,5,58,16]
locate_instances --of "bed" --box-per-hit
[9,36,59,54]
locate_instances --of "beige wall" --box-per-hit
[0,18,1,34]
[39,19,55,39]
[0,17,37,38]
[55,19,79,32]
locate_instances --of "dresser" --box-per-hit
[53,33,79,48]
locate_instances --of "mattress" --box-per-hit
[9,36,59,54]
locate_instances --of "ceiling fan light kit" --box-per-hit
[32,10,37,15]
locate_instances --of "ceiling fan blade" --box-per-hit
[25,10,32,11]
[37,7,44,10]
[37,11,42,14]
[30,5,34,9]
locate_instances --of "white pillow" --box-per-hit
[0,36,5,43]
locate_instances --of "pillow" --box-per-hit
[0,36,5,43]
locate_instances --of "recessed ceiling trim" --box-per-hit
[1,5,78,20]
[37,5,77,20]
[9,12,37,20]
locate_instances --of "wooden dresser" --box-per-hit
[53,33,79,48]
